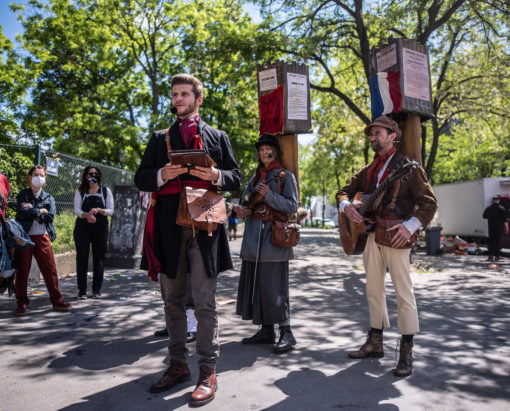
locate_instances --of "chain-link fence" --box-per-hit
[0,144,134,254]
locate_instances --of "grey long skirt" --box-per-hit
[236,260,290,325]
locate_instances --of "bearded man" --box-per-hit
[135,74,241,405]
[336,116,437,376]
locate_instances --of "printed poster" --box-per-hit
[46,158,59,176]
[258,68,278,92]
[402,48,431,101]
[287,73,308,120]
[376,44,397,72]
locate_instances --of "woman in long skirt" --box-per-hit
[234,134,298,353]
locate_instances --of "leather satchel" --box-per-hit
[270,219,300,248]
[165,128,226,236]
[177,187,226,236]
[374,217,416,249]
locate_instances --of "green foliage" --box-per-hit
[12,0,279,182]
[52,210,76,254]
[256,0,510,186]
[0,151,34,219]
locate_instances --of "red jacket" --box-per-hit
[0,174,10,219]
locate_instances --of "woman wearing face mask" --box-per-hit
[234,134,299,353]
[73,166,113,299]
[14,165,72,316]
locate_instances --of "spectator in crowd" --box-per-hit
[483,196,507,261]
[227,204,238,241]
[0,169,10,219]
[74,166,114,299]
[14,165,72,316]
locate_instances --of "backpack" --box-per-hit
[0,215,34,296]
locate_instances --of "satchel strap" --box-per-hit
[388,179,401,210]
[165,128,172,159]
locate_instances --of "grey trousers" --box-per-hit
[160,228,219,368]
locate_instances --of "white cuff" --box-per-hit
[212,170,224,186]
[339,200,350,213]
[403,217,423,235]
[157,168,166,188]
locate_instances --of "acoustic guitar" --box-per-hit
[338,161,418,255]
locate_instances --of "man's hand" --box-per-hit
[344,202,364,224]
[161,163,187,180]
[255,182,269,197]
[234,204,252,218]
[189,166,220,182]
[39,208,48,215]
[389,223,412,248]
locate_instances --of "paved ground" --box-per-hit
[1,228,509,410]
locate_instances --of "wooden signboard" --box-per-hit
[368,38,434,119]
[256,61,312,135]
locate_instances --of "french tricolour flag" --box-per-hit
[369,71,402,119]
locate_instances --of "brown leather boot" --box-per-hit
[190,366,217,406]
[149,361,191,393]
[348,328,384,359]
[394,339,413,376]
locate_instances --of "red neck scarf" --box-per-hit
[366,147,396,187]
[252,161,283,185]
[178,115,200,148]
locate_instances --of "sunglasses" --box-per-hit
[87,172,99,177]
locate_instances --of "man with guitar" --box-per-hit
[337,116,437,377]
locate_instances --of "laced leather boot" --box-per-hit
[394,339,413,376]
[274,326,296,353]
[190,366,217,406]
[242,324,275,345]
[348,328,384,359]
[149,361,191,393]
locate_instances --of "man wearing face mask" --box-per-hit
[14,165,72,316]
[135,74,241,406]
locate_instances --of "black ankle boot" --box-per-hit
[274,326,296,353]
[242,324,275,344]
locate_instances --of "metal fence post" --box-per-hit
[34,144,41,165]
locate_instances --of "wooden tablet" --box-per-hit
[168,150,216,169]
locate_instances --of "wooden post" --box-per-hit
[400,114,422,164]
[277,134,300,198]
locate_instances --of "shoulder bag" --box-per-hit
[268,171,300,248]
[165,129,226,236]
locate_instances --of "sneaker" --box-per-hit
[92,291,102,299]
[53,300,72,311]
[77,293,87,300]
[15,304,26,316]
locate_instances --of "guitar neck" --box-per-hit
[359,179,390,215]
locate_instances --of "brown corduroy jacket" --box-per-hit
[336,154,438,228]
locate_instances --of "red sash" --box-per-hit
[142,179,214,281]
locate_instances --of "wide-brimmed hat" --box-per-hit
[255,134,280,149]
[364,116,402,139]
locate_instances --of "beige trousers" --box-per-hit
[362,233,419,334]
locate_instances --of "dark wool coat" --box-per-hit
[336,153,438,228]
[134,120,241,278]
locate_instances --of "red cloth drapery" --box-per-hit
[259,86,284,135]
